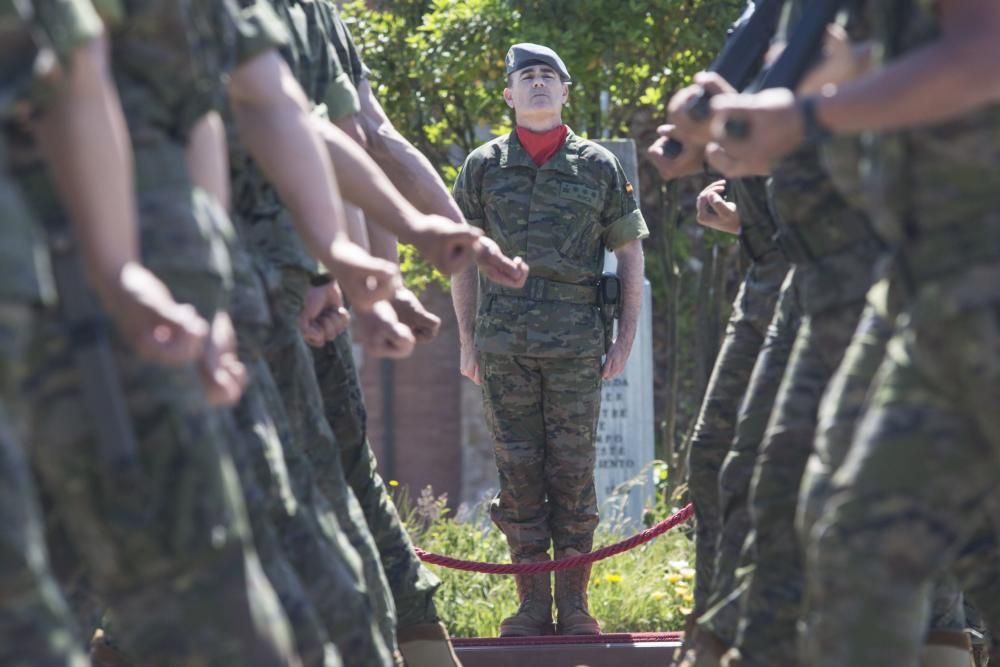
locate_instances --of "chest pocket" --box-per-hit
[557,181,604,257]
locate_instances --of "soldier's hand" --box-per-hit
[647,124,706,181]
[475,236,529,289]
[105,263,209,365]
[704,141,773,178]
[409,215,482,275]
[601,337,631,380]
[300,281,351,347]
[667,72,737,147]
[696,180,740,233]
[391,287,441,343]
[460,344,481,385]
[710,88,805,166]
[798,26,873,96]
[328,239,400,312]
[354,300,415,359]
[200,312,247,407]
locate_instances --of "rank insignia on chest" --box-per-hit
[559,181,601,207]
[625,182,634,194]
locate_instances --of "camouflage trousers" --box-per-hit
[265,268,397,657]
[687,256,787,615]
[230,245,389,666]
[26,305,298,667]
[312,331,442,629]
[225,357,341,667]
[0,303,87,667]
[700,269,801,645]
[803,274,1000,666]
[727,297,866,666]
[799,301,991,645]
[479,353,603,560]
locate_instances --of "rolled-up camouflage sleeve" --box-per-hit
[230,0,288,65]
[601,159,648,250]
[23,0,103,63]
[323,70,360,120]
[452,154,485,230]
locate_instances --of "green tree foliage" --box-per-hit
[345,0,741,163]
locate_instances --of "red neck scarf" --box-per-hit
[516,124,569,167]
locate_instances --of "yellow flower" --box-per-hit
[666,573,683,583]
[388,480,399,487]
[604,574,623,584]
[682,592,694,604]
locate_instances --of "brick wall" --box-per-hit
[358,286,465,507]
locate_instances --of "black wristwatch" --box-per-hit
[800,96,832,145]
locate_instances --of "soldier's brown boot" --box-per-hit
[554,549,601,636]
[499,555,554,637]
[397,622,463,666]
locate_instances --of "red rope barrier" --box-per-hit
[414,503,693,574]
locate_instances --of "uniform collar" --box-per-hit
[500,127,580,176]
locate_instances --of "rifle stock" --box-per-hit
[724,0,846,139]
[662,0,785,158]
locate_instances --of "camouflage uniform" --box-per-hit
[230,0,398,659]
[453,128,648,568]
[0,4,94,664]
[308,0,444,632]
[7,2,306,665]
[686,176,789,617]
[723,137,884,665]
[698,267,800,647]
[802,3,1000,664]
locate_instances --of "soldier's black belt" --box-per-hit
[486,276,599,305]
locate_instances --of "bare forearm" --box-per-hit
[230,53,350,267]
[186,112,230,211]
[451,264,478,346]
[312,116,428,242]
[343,205,370,250]
[816,2,1000,134]
[358,81,464,224]
[36,36,138,287]
[366,221,399,263]
[615,241,644,350]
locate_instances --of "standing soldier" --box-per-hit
[451,43,649,637]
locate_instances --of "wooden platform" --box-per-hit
[452,632,683,667]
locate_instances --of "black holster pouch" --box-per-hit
[597,272,621,353]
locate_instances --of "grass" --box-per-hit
[395,482,695,638]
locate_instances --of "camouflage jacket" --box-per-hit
[454,128,649,358]
[861,0,1000,298]
[0,0,102,304]
[8,0,287,316]
[229,0,357,286]
[762,0,883,316]
[320,1,366,94]
[728,177,790,328]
